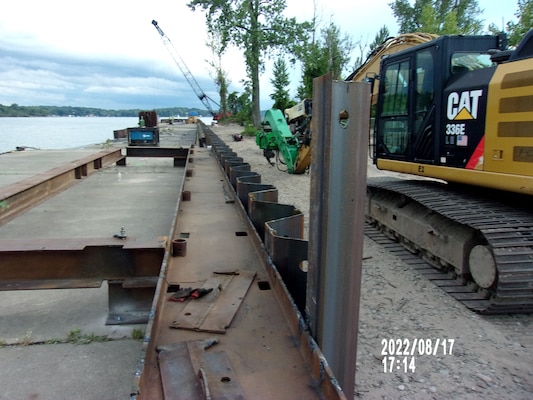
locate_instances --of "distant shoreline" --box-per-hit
[0,104,212,118]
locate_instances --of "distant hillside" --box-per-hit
[0,104,212,118]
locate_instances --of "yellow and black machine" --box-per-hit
[366,30,533,313]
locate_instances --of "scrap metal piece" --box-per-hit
[157,343,205,400]
[170,271,256,333]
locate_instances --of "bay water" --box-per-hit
[0,117,138,154]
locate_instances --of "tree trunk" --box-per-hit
[251,65,261,127]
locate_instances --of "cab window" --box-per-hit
[381,60,410,116]
[451,53,494,74]
[380,60,410,155]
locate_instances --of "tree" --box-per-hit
[269,58,294,111]
[389,0,484,35]
[227,83,253,125]
[188,0,310,128]
[206,31,230,118]
[489,0,533,46]
[296,22,354,100]
[368,26,391,57]
[351,26,391,74]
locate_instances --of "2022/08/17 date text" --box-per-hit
[381,338,455,373]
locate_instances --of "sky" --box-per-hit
[0,0,518,112]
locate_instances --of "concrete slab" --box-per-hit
[0,340,141,400]
[0,283,142,344]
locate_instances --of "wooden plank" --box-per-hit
[170,271,256,333]
[157,343,204,400]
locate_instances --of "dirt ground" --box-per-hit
[205,123,533,400]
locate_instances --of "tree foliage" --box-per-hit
[269,58,295,111]
[368,26,391,57]
[389,0,484,35]
[205,30,230,117]
[489,0,533,46]
[351,26,391,73]
[188,0,310,127]
[296,22,354,100]
[226,83,253,125]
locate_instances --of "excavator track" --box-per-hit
[366,177,533,314]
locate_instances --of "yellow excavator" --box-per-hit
[258,30,533,313]
[363,30,533,313]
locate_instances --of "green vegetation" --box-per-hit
[490,0,533,46]
[131,328,144,341]
[390,0,484,35]
[295,22,354,100]
[270,58,295,112]
[188,0,310,127]
[0,104,211,118]
[0,328,144,347]
[66,329,109,345]
[195,0,531,128]
[4,1,531,125]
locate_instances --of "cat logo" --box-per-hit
[446,89,483,120]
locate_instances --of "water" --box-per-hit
[0,117,138,154]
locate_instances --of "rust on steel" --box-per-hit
[0,148,124,225]
[0,237,165,288]
[132,121,346,399]
[0,237,166,324]
[307,76,369,398]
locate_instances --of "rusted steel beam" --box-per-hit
[0,238,165,288]
[308,77,370,398]
[0,237,166,324]
[0,149,124,225]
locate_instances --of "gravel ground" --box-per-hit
[178,122,533,400]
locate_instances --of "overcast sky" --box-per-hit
[0,0,517,111]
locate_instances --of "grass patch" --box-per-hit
[66,329,109,345]
[242,124,258,137]
[131,328,144,341]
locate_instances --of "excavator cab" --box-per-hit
[374,34,507,169]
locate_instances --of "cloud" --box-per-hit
[0,43,221,110]
[0,0,518,112]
